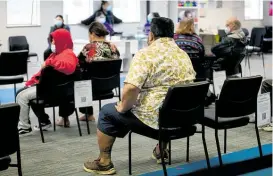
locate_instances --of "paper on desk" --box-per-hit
[257,93,271,127]
[213,71,226,96]
[74,80,93,108]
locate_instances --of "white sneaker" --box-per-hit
[262,123,273,132]
[33,122,52,131]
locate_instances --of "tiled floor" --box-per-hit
[0,53,272,176]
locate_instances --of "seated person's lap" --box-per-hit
[98,103,152,138]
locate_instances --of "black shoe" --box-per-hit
[18,128,32,136]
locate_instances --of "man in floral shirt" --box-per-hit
[83,17,195,175]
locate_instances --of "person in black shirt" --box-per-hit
[81,1,122,26]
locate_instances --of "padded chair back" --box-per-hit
[159,81,210,129]
[224,53,245,76]
[37,66,78,103]
[0,104,20,157]
[83,59,122,94]
[242,28,249,37]
[218,29,226,42]
[217,76,263,117]
[0,50,28,76]
[249,27,266,47]
[189,54,206,79]
[9,36,29,51]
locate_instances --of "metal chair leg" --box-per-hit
[14,84,17,102]
[17,136,22,176]
[186,137,190,162]
[53,107,56,131]
[168,141,171,165]
[255,120,263,157]
[202,125,211,168]
[248,54,251,76]
[38,116,45,143]
[129,131,132,175]
[75,108,82,136]
[85,108,90,135]
[215,129,223,166]
[118,87,121,101]
[159,140,168,176]
[261,52,266,78]
[99,100,102,111]
[224,129,227,154]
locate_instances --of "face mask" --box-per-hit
[51,44,56,53]
[147,14,153,23]
[55,20,63,27]
[106,5,112,11]
[225,27,230,34]
[96,17,106,24]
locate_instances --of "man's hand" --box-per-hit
[115,102,126,113]
[41,62,46,69]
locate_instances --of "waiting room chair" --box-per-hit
[189,76,263,167]
[0,103,22,176]
[9,36,39,62]
[82,59,122,109]
[128,81,210,176]
[245,27,266,77]
[242,28,249,37]
[29,67,82,143]
[0,50,29,101]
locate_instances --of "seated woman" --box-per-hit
[143,12,160,35]
[17,29,78,135]
[44,15,70,61]
[174,18,204,58]
[95,11,114,36]
[78,22,120,121]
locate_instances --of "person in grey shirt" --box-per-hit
[43,15,70,61]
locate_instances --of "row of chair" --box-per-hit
[128,75,263,175]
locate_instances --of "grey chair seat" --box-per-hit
[246,45,261,52]
[201,108,250,129]
[28,52,38,57]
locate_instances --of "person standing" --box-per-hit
[44,15,70,61]
[81,1,122,27]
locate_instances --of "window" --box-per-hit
[112,0,140,23]
[244,0,263,20]
[63,0,93,24]
[7,0,40,26]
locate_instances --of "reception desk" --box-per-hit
[73,38,143,72]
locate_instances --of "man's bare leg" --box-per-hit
[97,129,116,165]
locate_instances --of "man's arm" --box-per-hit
[116,83,140,113]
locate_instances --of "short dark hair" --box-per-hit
[89,22,109,37]
[152,12,160,18]
[55,15,64,20]
[150,17,174,39]
[184,10,191,17]
[100,1,109,11]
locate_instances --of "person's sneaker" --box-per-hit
[83,159,116,175]
[33,121,52,131]
[152,145,169,164]
[18,128,32,136]
[262,123,273,132]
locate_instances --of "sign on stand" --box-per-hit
[74,80,93,108]
[257,93,271,127]
[213,71,226,97]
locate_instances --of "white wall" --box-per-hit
[263,0,273,26]
[0,0,147,60]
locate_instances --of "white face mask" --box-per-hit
[96,17,106,24]
[55,20,63,27]
[51,44,56,53]
[225,27,230,34]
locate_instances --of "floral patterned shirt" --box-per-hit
[124,38,196,129]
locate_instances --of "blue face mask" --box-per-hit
[106,5,112,11]
[147,14,153,23]
[55,20,63,27]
